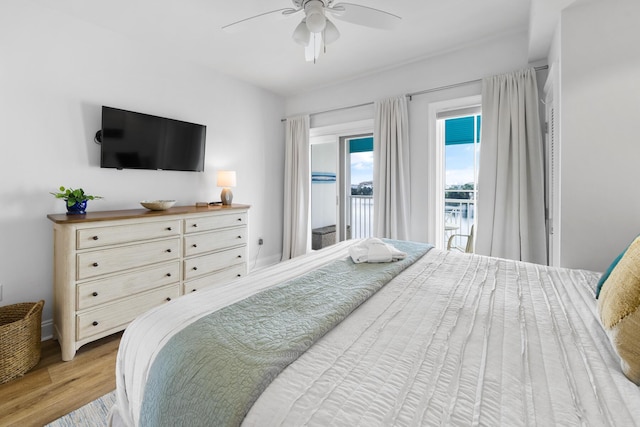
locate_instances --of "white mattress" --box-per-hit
[112,241,640,426]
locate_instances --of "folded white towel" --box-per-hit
[349,238,407,264]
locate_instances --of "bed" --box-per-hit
[109,238,640,426]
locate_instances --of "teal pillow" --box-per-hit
[596,250,625,298]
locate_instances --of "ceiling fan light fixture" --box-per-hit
[304,0,327,33]
[323,18,340,45]
[292,19,311,45]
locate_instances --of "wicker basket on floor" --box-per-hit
[0,300,44,384]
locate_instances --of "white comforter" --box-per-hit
[112,241,640,426]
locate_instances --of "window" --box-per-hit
[346,136,374,239]
[438,108,481,251]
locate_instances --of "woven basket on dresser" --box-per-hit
[0,300,44,384]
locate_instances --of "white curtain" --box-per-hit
[282,115,310,260]
[373,96,411,240]
[476,68,547,264]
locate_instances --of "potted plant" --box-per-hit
[50,186,102,215]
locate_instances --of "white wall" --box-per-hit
[557,0,640,271]
[0,1,285,335]
[286,31,536,245]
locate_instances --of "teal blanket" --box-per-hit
[140,240,432,427]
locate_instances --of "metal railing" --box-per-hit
[345,193,476,247]
[349,195,373,239]
[445,190,476,250]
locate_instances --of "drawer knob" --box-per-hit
[166,297,172,302]
[237,274,242,277]
[192,244,197,248]
[92,292,98,297]
[237,235,242,239]
[167,227,172,231]
[166,249,172,253]
[193,266,198,271]
[92,236,99,241]
[92,321,98,326]
[191,289,197,292]
[192,224,198,228]
[237,255,242,258]
[237,218,242,222]
[92,262,99,267]
[166,273,172,277]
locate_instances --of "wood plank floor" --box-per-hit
[0,332,121,427]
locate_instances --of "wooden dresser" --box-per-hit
[47,204,250,361]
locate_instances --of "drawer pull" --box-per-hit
[192,224,198,228]
[166,297,172,302]
[92,236,99,241]
[237,274,242,277]
[237,235,242,239]
[166,273,172,277]
[166,249,172,253]
[191,289,197,292]
[193,266,198,271]
[237,218,242,222]
[92,262,99,267]
[92,292,98,297]
[92,321,99,326]
[237,255,242,258]
[192,244,197,248]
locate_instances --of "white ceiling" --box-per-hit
[35,0,572,97]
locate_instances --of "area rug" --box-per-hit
[45,390,116,427]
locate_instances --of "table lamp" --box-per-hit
[217,170,236,205]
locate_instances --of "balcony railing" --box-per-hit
[349,195,373,239]
[445,190,476,250]
[347,193,475,249]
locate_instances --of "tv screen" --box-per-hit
[100,106,206,172]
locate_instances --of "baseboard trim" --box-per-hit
[251,254,281,272]
[41,319,54,341]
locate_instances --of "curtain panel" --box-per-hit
[373,95,411,240]
[282,115,310,260]
[476,68,547,264]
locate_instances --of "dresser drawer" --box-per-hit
[184,246,246,281]
[77,261,180,310]
[184,212,247,234]
[184,227,247,257]
[77,220,181,249]
[76,284,180,340]
[77,238,181,280]
[183,263,247,293]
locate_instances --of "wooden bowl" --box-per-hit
[140,200,176,211]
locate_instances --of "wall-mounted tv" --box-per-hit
[100,106,206,172]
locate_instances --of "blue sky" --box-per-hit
[350,151,373,185]
[446,143,478,186]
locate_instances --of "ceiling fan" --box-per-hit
[222,0,401,62]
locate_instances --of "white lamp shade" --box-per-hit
[293,20,311,46]
[324,18,340,45]
[217,170,236,187]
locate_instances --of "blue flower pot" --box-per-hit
[66,200,87,215]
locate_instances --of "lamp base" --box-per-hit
[221,188,233,205]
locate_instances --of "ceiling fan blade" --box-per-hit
[222,8,300,33]
[329,3,401,30]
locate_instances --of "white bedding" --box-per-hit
[111,240,640,426]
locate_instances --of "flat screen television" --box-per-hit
[100,106,206,172]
